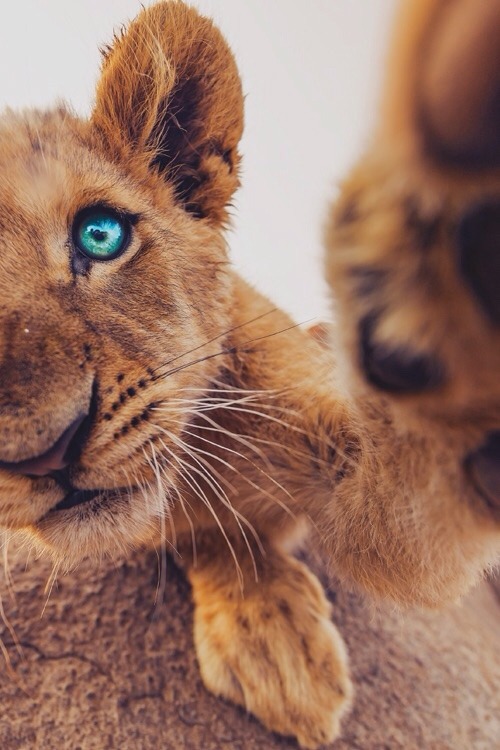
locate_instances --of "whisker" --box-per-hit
[151,308,279,377]
[139,450,178,556]
[153,320,314,385]
[142,380,360,475]
[129,465,167,602]
[156,394,302,419]
[147,444,169,611]
[154,406,275,472]
[178,418,336,471]
[151,390,356,475]
[0,593,22,660]
[170,480,199,568]
[177,411,298,512]
[41,561,61,618]
[153,412,297,521]
[153,394,308,440]
[154,437,244,590]
[163,429,265,574]
[143,449,201,567]
[0,633,24,689]
[159,424,240,497]
[1,532,15,597]
[179,385,290,396]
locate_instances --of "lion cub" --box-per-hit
[0,3,350,747]
[0,2,499,748]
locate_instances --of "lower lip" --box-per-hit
[54,488,103,511]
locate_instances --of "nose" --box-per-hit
[458,201,500,324]
[0,413,87,477]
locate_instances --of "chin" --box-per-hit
[28,486,167,569]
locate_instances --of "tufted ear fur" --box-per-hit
[380,0,500,169]
[92,1,244,224]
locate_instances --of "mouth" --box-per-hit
[53,488,104,512]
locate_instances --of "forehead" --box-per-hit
[0,107,147,226]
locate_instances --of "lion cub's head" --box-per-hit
[0,2,243,565]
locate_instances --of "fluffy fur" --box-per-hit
[0,1,498,747]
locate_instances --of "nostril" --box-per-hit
[458,201,500,324]
[359,314,445,395]
[0,413,87,478]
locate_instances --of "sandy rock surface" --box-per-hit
[1,542,499,750]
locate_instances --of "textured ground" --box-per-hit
[0,541,499,750]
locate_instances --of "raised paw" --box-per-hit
[189,551,352,749]
[318,0,500,607]
[326,0,500,414]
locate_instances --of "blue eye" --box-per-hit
[73,208,130,261]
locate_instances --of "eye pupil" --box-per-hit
[73,208,130,261]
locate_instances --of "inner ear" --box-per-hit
[91,2,244,224]
[148,76,230,219]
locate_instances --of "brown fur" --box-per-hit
[0,1,499,747]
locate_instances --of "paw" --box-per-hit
[320,0,500,607]
[326,0,500,409]
[190,555,352,749]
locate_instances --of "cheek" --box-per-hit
[0,473,62,527]
[84,275,193,366]
[100,240,229,342]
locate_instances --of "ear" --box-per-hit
[91,1,244,224]
[380,0,500,169]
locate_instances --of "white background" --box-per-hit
[0,0,396,323]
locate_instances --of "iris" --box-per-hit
[74,208,129,260]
